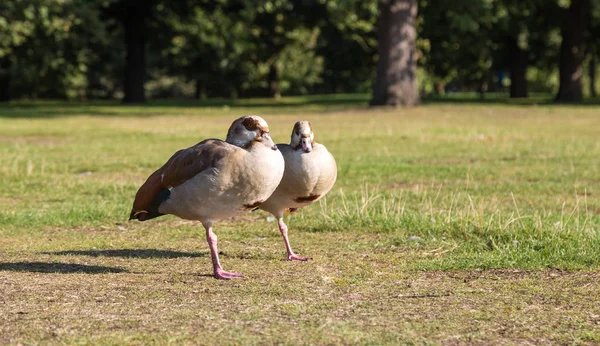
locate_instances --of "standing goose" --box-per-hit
[129,116,285,279]
[259,121,337,261]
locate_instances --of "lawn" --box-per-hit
[1,97,600,344]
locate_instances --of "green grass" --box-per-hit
[1,97,600,344]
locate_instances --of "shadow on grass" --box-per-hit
[45,249,206,259]
[3,93,597,119]
[423,94,600,107]
[0,94,370,119]
[0,262,127,274]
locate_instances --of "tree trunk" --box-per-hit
[195,78,202,99]
[434,82,444,95]
[508,38,528,98]
[478,80,487,99]
[555,0,588,103]
[590,53,597,98]
[371,0,419,107]
[0,58,10,102]
[268,61,280,99]
[122,2,147,104]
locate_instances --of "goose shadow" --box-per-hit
[44,249,206,259]
[0,262,127,274]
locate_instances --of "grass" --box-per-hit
[1,96,600,344]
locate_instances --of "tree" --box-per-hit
[315,1,378,94]
[419,0,497,98]
[371,0,419,106]
[495,0,557,99]
[250,1,289,99]
[587,0,600,97]
[495,0,543,98]
[0,58,9,101]
[0,0,34,102]
[556,0,589,102]
[122,1,149,103]
[0,0,107,101]
[157,2,251,98]
[240,0,326,98]
[104,0,201,103]
[103,0,154,103]
[158,1,326,99]
[507,36,528,98]
[591,54,597,97]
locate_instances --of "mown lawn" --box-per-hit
[1,97,599,344]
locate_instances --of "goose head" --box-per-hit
[226,115,277,151]
[290,120,314,153]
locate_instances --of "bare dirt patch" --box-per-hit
[1,265,598,345]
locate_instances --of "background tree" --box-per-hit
[316,1,378,94]
[493,0,561,98]
[556,0,589,102]
[587,0,600,97]
[1,0,599,103]
[495,0,538,98]
[103,0,203,103]
[371,0,419,106]
[0,1,34,101]
[236,0,326,98]
[0,0,107,101]
[102,0,158,104]
[419,0,496,98]
[121,1,150,103]
[155,2,247,98]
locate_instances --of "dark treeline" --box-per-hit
[0,0,599,105]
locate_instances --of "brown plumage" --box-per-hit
[129,115,285,280]
[130,139,233,220]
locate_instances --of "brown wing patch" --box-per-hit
[160,139,230,188]
[131,170,164,215]
[294,194,321,203]
[131,139,234,214]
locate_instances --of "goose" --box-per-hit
[259,120,337,261]
[129,116,285,279]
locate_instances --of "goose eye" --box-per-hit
[242,118,258,131]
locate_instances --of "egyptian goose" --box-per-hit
[129,116,285,279]
[259,121,337,261]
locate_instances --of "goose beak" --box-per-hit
[264,133,278,150]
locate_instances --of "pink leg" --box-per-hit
[278,218,311,261]
[204,223,244,280]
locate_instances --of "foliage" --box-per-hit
[418,0,563,93]
[1,0,108,99]
[314,0,378,94]
[153,0,329,97]
[1,0,599,100]
[419,0,496,90]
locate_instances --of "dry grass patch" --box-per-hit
[1,262,599,345]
